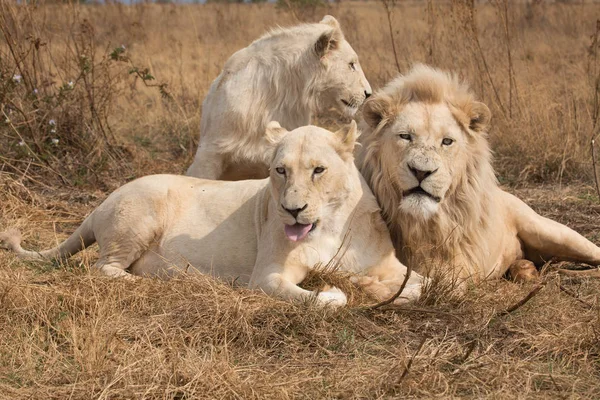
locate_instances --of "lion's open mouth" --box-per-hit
[403,187,441,203]
[284,222,317,242]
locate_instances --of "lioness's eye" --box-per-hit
[398,133,411,141]
[313,166,325,174]
[349,62,356,71]
[442,138,454,146]
[275,167,286,175]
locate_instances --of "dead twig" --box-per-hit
[385,305,463,321]
[593,139,600,201]
[496,282,545,317]
[559,284,595,310]
[549,374,567,400]
[398,337,427,384]
[558,268,600,278]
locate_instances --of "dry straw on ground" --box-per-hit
[1,1,600,398]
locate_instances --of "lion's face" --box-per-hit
[359,66,492,222]
[266,122,358,242]
[315,16,372,117]
[373,102,467,219]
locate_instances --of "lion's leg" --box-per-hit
[94,241,149,279]
[249,266,347,307]
[508,192,600,265]
[93,221,161,279]
[185,147,225,180]
[507,259,539,283]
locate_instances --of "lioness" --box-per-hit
[186,15,372,181]
[357,65,600,282]
[1,123,427,306]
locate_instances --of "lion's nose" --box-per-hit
[409,165,437,183]
[364,90,372,99]
[283,204,308,219]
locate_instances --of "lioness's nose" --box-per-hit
[364,90,372,99]
[409,165,437,183]
[283,204,308,219]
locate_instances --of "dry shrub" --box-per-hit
[0,2,129,186]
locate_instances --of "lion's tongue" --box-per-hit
[284,223,313,242]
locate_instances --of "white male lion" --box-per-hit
[357,65,600,283]
[1,123,427,306]
[186,15,372,180]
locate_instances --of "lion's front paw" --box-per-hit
[316,287,347,308]
[390,282,424,305]
[353,276,393,300]
[508,259,539,283]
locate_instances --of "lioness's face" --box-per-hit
[267,123,357,242]
[371,102,470,220]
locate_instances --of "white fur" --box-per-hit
[187,16,372,180]
[1,124,428,307]
[358,64,600,282]
[399,195,439,220]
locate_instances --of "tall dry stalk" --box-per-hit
[588,19,600,201]
[493,0,521,119]
[451,0,507,119]
[425,0,437,65]
[379,0,401,74]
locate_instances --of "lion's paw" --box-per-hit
[391,282,424,305]
[316,287,347,308]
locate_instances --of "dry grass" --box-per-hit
[1,1,600,398]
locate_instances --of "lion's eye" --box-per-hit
[398,133,412,141]
[275,167,286,175]
[442,138,454,146]
[349,62,356,71]
[313,166,325,174]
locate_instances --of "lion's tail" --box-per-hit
[0,216,96,261]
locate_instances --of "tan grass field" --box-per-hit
[1,1,600,398]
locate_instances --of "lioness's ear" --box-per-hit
[362,94,394,129]
[468,101,491,132]
[265,121,288,145]
[335,120,359,154]
[319,15,340,30]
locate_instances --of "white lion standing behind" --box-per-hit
[186,16,372,180]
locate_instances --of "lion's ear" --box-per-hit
[315,18,343,58]
[319,15,340,30]
[315,30,341,57]
[335,120,359,154]
[362,94,394,129]
[468,101,491,132]
[265,121,288,145]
